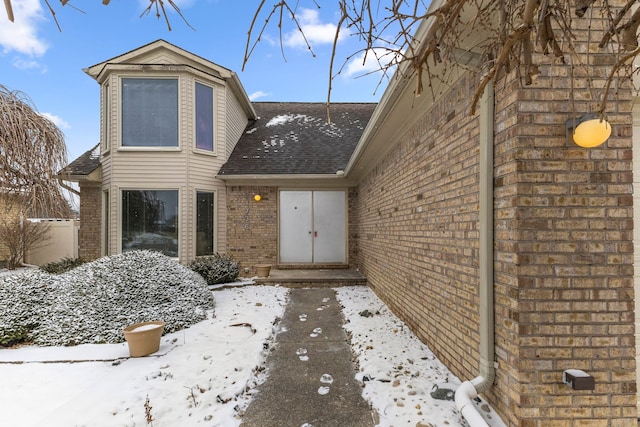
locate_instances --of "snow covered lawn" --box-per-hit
[0,283,505,427]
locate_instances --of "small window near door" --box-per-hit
[196,191,214,256]
[103,190,109,256]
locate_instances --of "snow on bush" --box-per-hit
[0,251,215,347]
[188,253,239,285]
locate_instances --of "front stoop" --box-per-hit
[253,268,367,288]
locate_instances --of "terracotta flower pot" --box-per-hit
[123,321,165,357]
[255,264,272,277]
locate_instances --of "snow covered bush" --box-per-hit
[0,250,214,347]
[0,270,53,346]
[188,253,239,285]
[40,257,86,274]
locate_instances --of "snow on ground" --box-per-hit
[0,282,505,427]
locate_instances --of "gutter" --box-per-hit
[454,80,496,427]
[57,178,80,196]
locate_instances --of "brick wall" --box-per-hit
[226,185,278,274]
[226,186,359,273]
[493,64,636,425]
[354,73,484,384]
[354,62,636,425]
[79,184,101,261]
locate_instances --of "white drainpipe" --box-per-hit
[454,79,496,427]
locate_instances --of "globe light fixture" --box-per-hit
[254,194,261,202]
[566,113,611,148]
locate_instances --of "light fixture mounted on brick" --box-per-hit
[566,113,611,148]
[254,194,262,202]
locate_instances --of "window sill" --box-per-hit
[117,146,182,153]
[193,148,218,157]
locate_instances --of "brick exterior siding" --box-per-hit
[353,65,636,425]
[226,186,359,273]
[226,185,278,274]
[79,184,101,261]
[354,74,485,384]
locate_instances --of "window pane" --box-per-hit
[195,82,214,151]
[122,190,178,257]
[122,79,178,147]
[196,191,214,256]
[102,83,110,151]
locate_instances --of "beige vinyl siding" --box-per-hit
[104,77,235,263]
[95,42,252,264]
[225,88,249,158]
[142,52,181,64]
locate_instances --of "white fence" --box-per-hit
[25,219,79,266]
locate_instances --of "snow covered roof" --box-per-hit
[218,102,377,176]
[59,143,101,178]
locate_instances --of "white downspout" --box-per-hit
[454,80,496,427]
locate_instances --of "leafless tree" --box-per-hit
[0,195,50,270]
[0,84,71,218]
[244,0,640,115]
[0,84,71,268]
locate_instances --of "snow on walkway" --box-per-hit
[0,284,505,427]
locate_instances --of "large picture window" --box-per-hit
[122,190,178,257]
[195,82,214,151]
[121,78,178,147]
[196,191,214,256]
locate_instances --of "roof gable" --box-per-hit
[83,39,233,81]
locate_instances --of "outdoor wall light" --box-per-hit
[254,194,262,202]
[566,113,611,148]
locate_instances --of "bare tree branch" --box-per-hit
[0,84,72,219]
[5,0,640,118]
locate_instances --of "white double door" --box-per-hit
[279,190,346,264]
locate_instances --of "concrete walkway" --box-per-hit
[241,288,375,427]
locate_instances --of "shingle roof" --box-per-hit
[60,144,101,176]
[218,102,377,176]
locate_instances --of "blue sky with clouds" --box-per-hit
[0,0,390,161]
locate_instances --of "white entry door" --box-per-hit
[279,190,346,264]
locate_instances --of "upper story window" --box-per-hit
[195,82,214,152]
[121,78,178,147]
[101,82,110,152]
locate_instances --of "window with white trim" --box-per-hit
[195,82,214,152]
[121,78,178,147]
[122,190,178,257]
[196,191,215,256]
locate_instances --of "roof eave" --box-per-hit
[216,173,356,187]
[344,0,445,180]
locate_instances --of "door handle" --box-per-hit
[314,231,318,237]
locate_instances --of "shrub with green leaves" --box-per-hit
[188,253,239,286]
[0,250,215,347]
[40,257,86,274]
